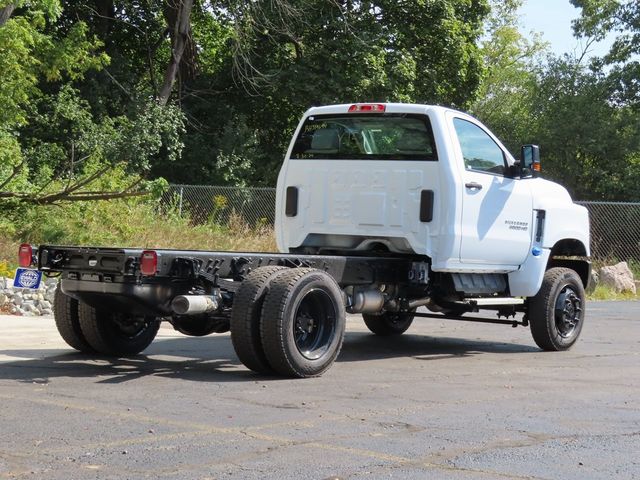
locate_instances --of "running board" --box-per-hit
[413,312,529,328]
[468,298,525,307]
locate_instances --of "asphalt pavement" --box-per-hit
[0,301,638,479]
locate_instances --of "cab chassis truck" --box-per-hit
[19,103,591,378]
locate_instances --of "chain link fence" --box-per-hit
[162,185,640,264]
[577,201,640,264]
[162,185,276,226]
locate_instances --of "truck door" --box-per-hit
[451,116,533,266]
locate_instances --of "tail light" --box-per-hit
[18,244,33,267]
[348,104,386,113]
[140,250,158,276]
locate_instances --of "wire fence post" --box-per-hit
[178,186,184,218]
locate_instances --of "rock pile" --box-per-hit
[0,276,58,316]
[598,261,637,295]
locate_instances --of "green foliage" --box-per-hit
[0,194,276,269]
[0,6,106,131]
[2,0,640,211]
[161,0,491,185]
[471,0,547,153]
[572,0,640,107]
[0,260,13,278]
[471,0,640,201]
[588,284,638,301]
[525,55,640,200]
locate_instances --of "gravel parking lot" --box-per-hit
[1,301,639,479]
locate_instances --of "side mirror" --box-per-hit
[520,144,541,178]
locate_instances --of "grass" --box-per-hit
[0,197,276,272]
[588,284,638,301]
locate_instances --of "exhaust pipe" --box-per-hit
[347,288,385,314]
[407,298,434,310]
[171,295,220,315]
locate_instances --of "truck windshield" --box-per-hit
[290,114,437,161]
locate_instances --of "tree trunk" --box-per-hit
[93,0,115,38]
[158,0,195,105]
[0,4,16,27]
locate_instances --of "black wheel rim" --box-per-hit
[111,314,153,340]
[293,288,337,360]
[387,312,412,327]
[554,285,582,338]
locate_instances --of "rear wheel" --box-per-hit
[53,284,95,353]
[172,315,229,336]
[78,303,160,356]
[260,268,346,378]
[230,266,287,374]
[528,267,585,351]
[362,310,415,336]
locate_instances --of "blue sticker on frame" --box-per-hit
[13,268,43,289]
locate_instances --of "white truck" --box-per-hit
[19,103,591,377]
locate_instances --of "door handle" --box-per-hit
[465,182,483,190]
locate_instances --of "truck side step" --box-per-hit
[469,298,525,306]
[412,311,528,328]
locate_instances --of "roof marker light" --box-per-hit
[348,104,386,113]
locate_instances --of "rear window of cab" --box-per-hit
[290,113,438,161]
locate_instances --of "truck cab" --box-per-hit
[276,103,590,297]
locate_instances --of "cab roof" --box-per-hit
[305,103,457,117]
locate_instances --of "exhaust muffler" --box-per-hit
[171,294,221,315]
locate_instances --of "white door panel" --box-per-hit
[460,172,533,265]
[447,113,534,266]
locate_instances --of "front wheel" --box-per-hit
[362,310,415,336]
[528,267,585,351]
[78,303,160,356]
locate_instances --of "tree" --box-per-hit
[471,0,548,154]
[170,0,492,185]
[528,56,640,201]
[572,0,640,107]
[2,0,494,196]
[0,1,183,206]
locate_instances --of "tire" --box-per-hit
[528,267,585,351]
[78,303,160,356]
[260,268,346,378]
[362,310,415,336]
[230,266,287,374]
[53,284,95,353]
[173,315,229,336]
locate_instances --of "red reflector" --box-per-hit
[18,244,33,267]
[348,103,386,113]
[140,250,158,276]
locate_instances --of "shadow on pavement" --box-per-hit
[0,331,539,384]
[339,331,539,362]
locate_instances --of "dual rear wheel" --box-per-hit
[230,267,346,378]
[53,284,160,356]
